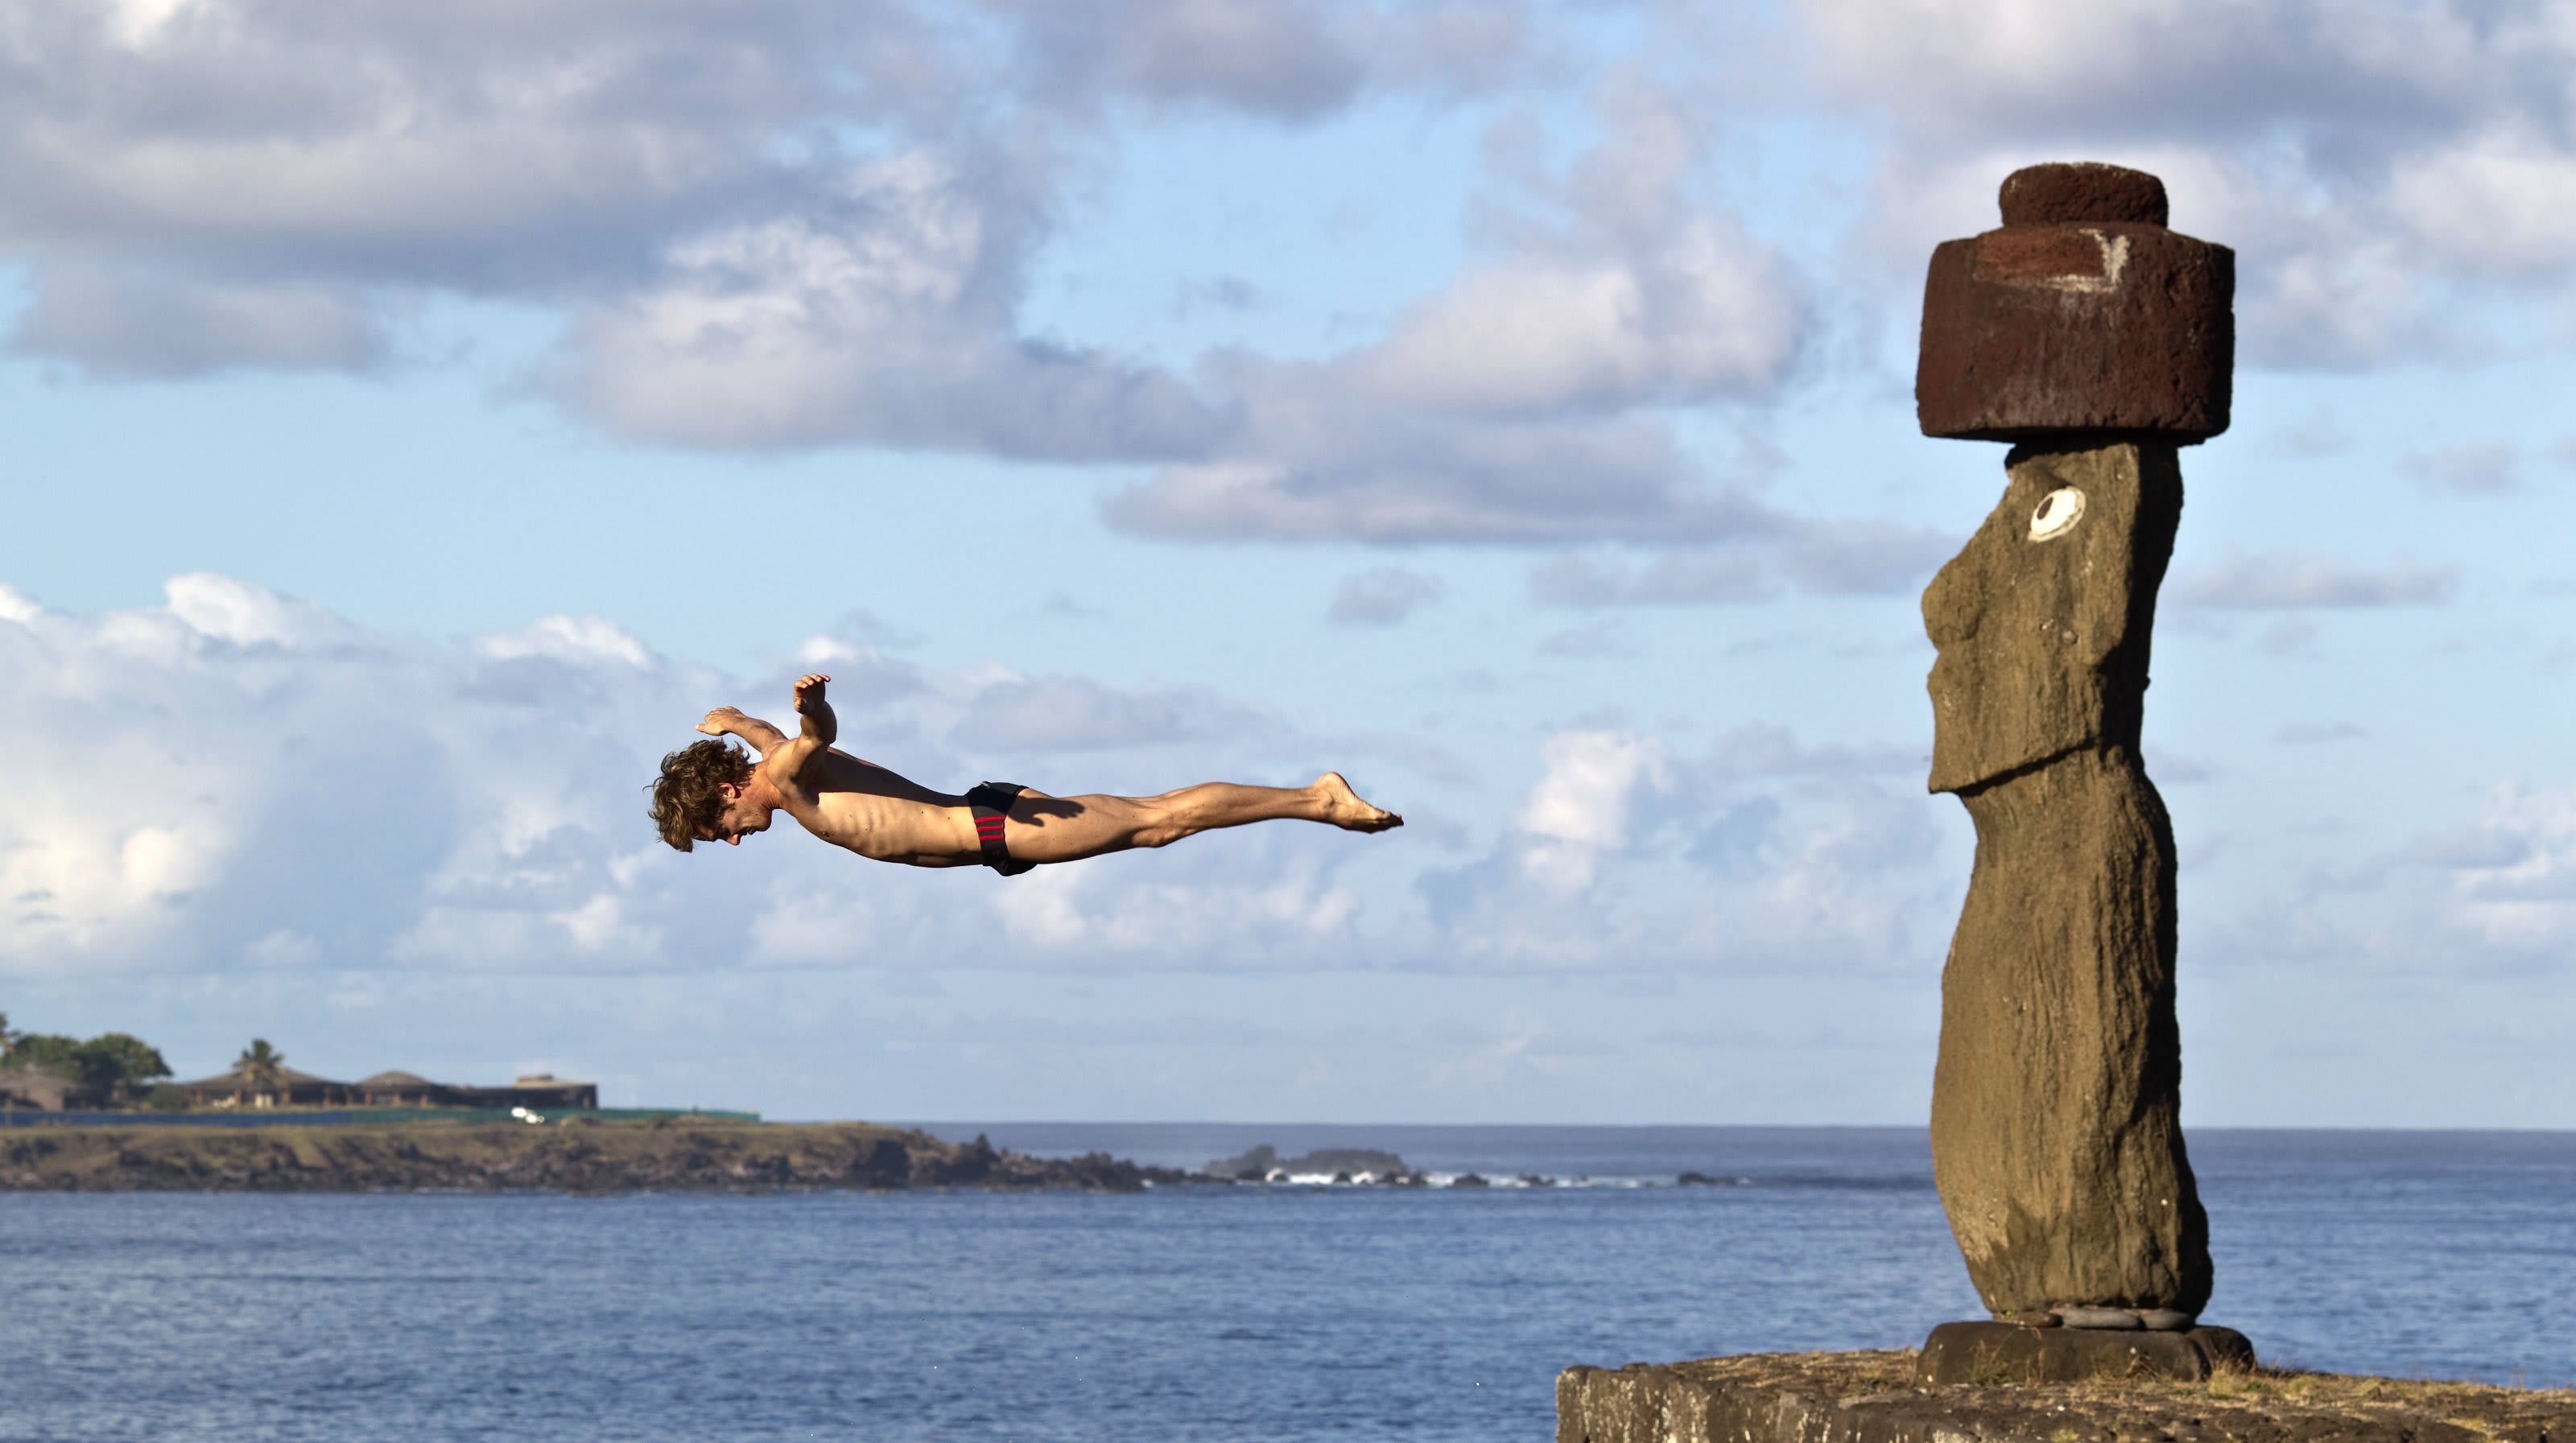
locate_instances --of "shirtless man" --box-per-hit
[649,674,1402,872]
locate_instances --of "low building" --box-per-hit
[341,1069,599,1111]
[174,1065,598,1112]
[478,1073,598,1111]
[0,1066,103,1111]
[353,1070,469,1107]
[174,1066,357,1109]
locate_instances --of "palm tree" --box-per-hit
[235,1039,287,1103]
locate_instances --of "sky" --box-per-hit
[5,0,2575,1128]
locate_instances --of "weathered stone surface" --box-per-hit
[1922,441,2211,1318]
[1558,1350,2576,1443]
[1923,444,2181,794]
[1918,1321,2252,1384]
[1917,164,2232,443]
[2000,161,2169,227]
[2056,1307,2147,1331]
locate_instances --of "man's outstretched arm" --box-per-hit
[795,672,836,747]
[696,706,790,755]
[758,674,836,781]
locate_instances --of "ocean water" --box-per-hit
[0,1126,2568,1442]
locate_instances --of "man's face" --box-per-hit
[696,784,771,847]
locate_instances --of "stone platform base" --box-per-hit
[1917,1320,2255,1384]
[1556,1348,2575,1443]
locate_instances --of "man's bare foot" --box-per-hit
[1314,772,1402,832]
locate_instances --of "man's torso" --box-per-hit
[768,750,977,865]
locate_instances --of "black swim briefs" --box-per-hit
[963,781,1036,876]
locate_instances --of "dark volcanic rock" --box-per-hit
[1558,1350,2574,1443]
[1918,1321,2257,1385]
[0,1122,1210,1195]
[2056,1306,2146,1331]
[1921,442,2210,1318]
[1205,1144,1410,1181]
[1999,161,2169,227]
[1918,163,2232,443]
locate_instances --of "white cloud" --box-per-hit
[0,0,1551,479]
[2421,784,2576,959]
[476,615,654,668]
[1512,730,1674,896]
[990,854,1363,954]
[2389,127,2576,278]
[0,575,716,972]
[552,156,1226,456]
[1100,70,1814,546]
[2223,782,2576,978]
[1414,724,1959,973]
[1357,228,1798,414]
[1101,406,1764,545]
[163,571,348,648]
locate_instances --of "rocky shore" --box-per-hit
[0,1119,1206,1194]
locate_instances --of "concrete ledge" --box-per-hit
[1557,1350,2575,1443]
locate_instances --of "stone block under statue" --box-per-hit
[1556,1352,2572,1443]
[1914,1320,2253,1386]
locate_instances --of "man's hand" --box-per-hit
[786,672,837,754]
[696,705,790,755]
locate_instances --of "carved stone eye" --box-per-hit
[2029,486,2086,541]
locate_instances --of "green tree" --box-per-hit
[80,1033,171,1099]
[4,1033,174,1096]
[0,1012,19,1054]
[236,1039,287,1091]
[7,1033,86,1078]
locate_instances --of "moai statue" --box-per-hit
[1910,163,2253,1383]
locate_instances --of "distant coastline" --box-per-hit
[0,1122,1594,1195]
[0,1119,1202,1194]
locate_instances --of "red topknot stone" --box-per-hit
[1917,163,2232,444]
[1998,163,2169,228]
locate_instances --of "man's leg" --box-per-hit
[1000,773,1399,866]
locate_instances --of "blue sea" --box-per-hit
[2,1125,2570,1441]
